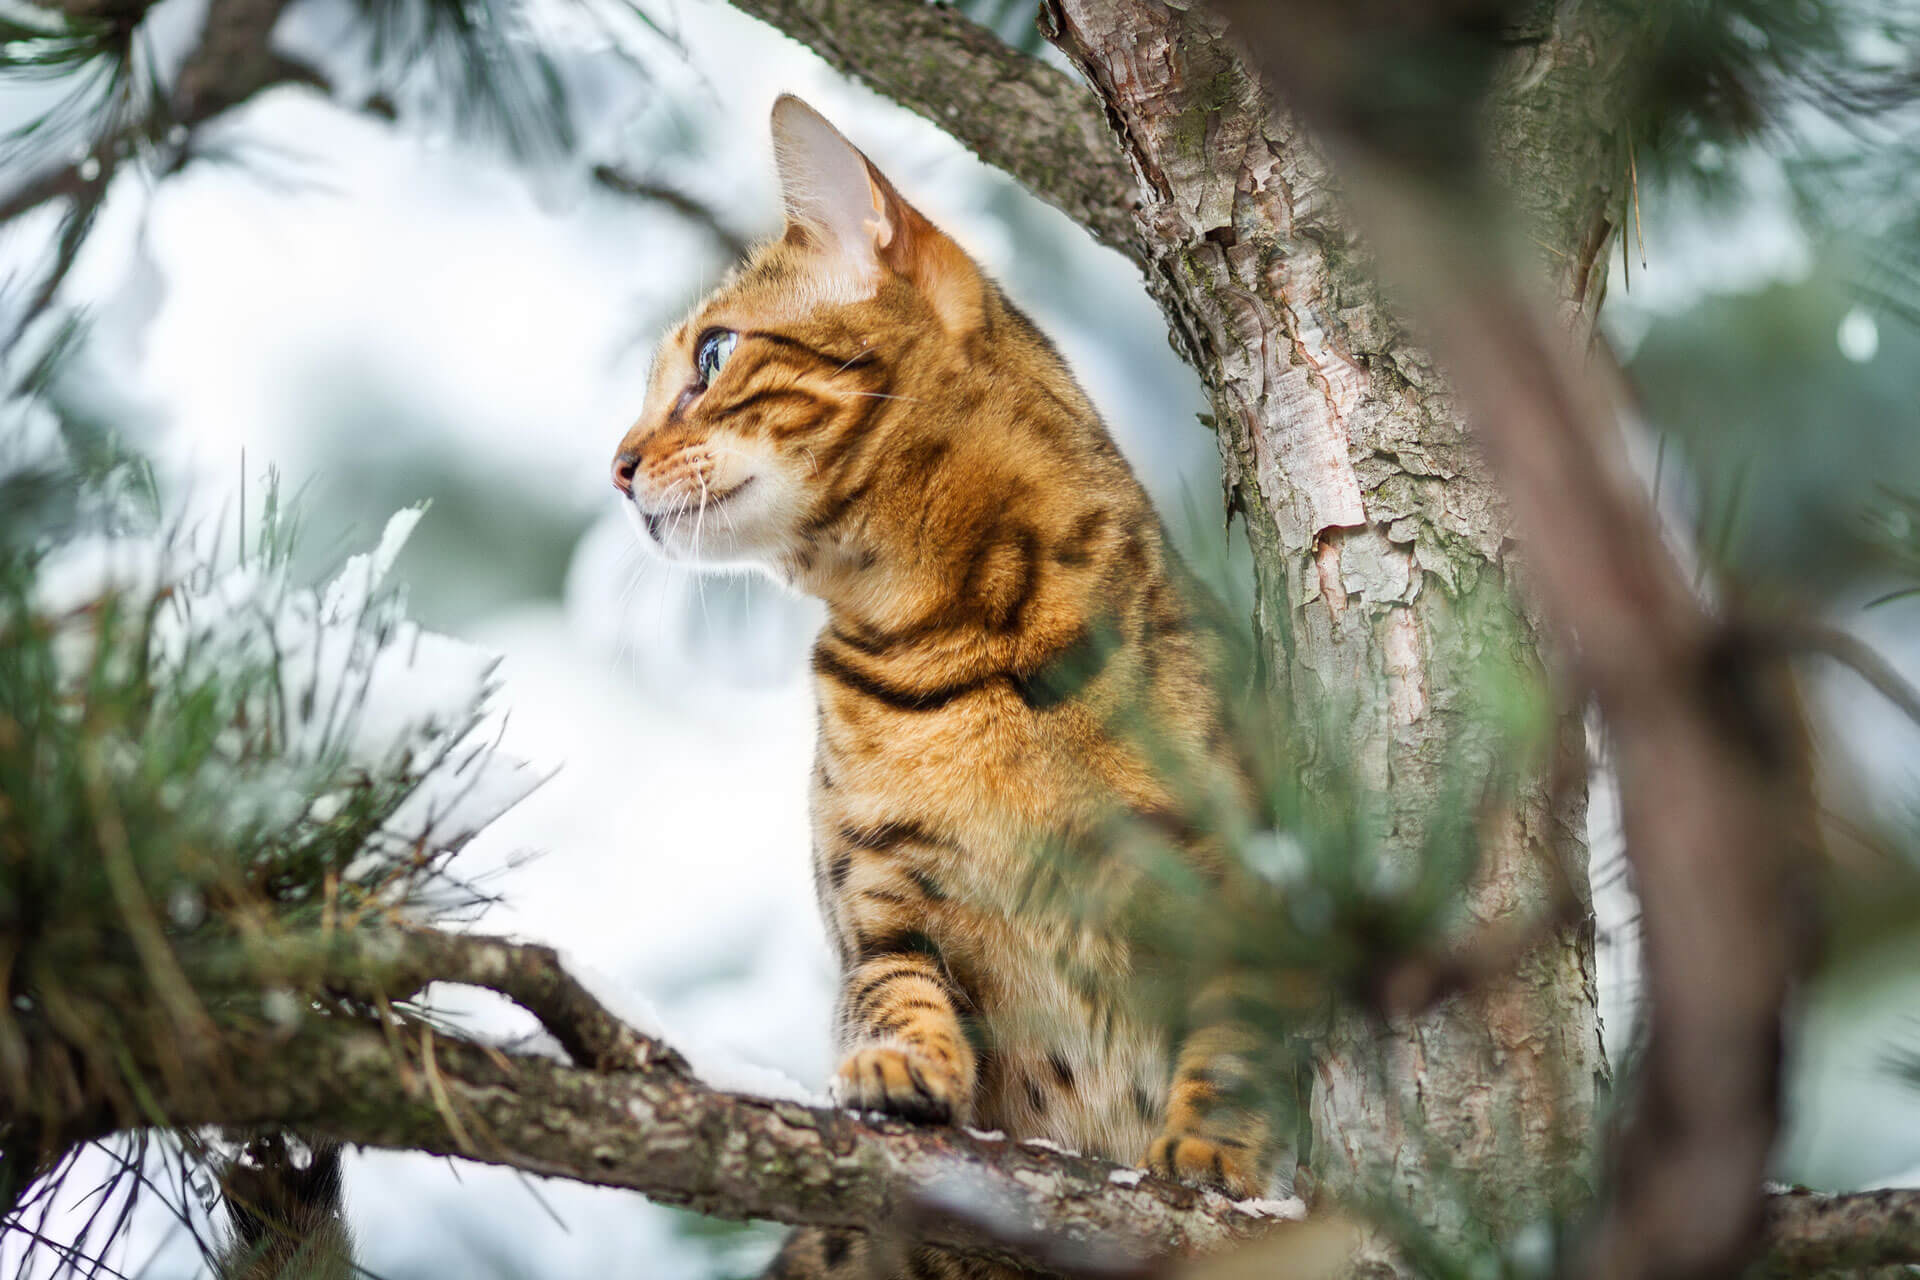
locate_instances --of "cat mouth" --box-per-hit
[642,476,756,542]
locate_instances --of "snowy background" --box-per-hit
[4,0,1920,1275]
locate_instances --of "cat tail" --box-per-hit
[215,1134,355,1280]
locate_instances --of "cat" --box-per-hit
[611,97,1279,1278]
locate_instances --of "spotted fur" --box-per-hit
[612,98,1276,1279]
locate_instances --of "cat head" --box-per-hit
[609,96,1042,586]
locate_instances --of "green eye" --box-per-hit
[696,329,737,386]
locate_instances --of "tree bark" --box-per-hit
[1036,0,1615,1261]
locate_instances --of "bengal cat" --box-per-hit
[611,97,1279,1279]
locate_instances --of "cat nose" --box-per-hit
[612,450,639,496]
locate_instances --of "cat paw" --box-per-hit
[1146,1132,1261,1198]
[833,1045,966,1125]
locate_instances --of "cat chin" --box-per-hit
[619,485,788,570]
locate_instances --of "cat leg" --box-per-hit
[1145,982,1276,1199]
[834,949,977,1125]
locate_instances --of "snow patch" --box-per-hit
[1231,1195,1307,1220]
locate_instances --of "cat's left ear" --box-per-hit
[770,95,985,334]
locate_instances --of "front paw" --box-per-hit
[1146,1131,1262,1198]
[834,1045,967,1125]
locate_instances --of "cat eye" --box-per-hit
[695,329,738,387]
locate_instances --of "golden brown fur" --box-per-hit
[612,98,1275,1279]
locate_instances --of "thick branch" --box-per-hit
[40,932,1287,1275]
[720,0,1141,263]
[27,927,1919,1274]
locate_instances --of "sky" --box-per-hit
[5,0,1920,1275]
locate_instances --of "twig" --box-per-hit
[208,929,688,1077]
[2,0,326,337]
[1754,617,1920,728]
[590,166,754,261]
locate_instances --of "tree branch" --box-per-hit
[22,926,1920,1273]
[214,930,689,1076]
[30,929,1288,1276]
[719,0,1141,264]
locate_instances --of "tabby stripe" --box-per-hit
[846,963,931,1013]
[822,1233,853,1268]
[797,474,875,541]
[1010,622,1123,711]
[855,927,944,966]
[839,819,941,853]
[1055,507,1109,567]
[812,646,995,712]
[711,384,827,421]
[809,385,890,474]
[748,331,880,374]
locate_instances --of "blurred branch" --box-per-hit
[1754,618,1920,729]
[1194,3,1819,1277]
[22,927,1288,1276]
[2,0,325,335]
[1760,1187,1920,1276]
[22,0,154,20]
[590,165,753,261]
[718,0,1142,264]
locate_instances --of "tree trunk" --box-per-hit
[1042,0,1634,1261]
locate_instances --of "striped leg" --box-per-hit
[834,949,976,1125]
[1145,983,1274,1198]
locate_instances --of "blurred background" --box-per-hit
[2,0,1917,1274]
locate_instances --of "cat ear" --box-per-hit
[769,95,985,333]
[770,95,891,265]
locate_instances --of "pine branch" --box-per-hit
[718,0,1142,264]
[590,166,754,261]
[201,930,692,1076]
[20,923,1920,1275]
[2,0,324,338]
[27,927,1285,1276]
